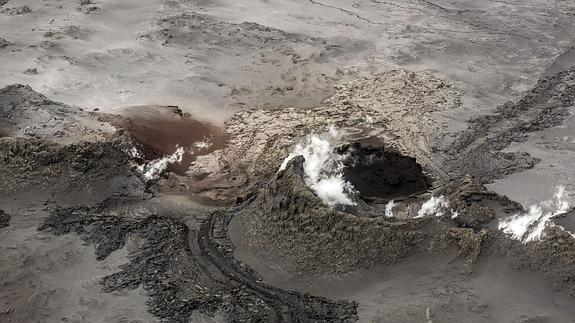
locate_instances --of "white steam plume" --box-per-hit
[385,200,396,218]
[137,146,185,181]
[498,185,573,243]
[279,128,357,207]
[416,195,449,218]
[192,137,213,151]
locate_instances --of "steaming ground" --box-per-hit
[279,128,357,206]
[2,0,575,322]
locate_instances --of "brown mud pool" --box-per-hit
[113,105,229,175]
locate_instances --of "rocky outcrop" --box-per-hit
[446,175,524,230]
[0,37,11,49]
[517,226,575,297]
[0,6,31,15]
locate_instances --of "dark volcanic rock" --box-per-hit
[39,203,215,321]
[0,209,10,228]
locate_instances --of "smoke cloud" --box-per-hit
[280,128,357,207]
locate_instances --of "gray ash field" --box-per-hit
[2,1,575,322]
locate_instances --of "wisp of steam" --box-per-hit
[498,185,573,243]
[279,128,357,207]
[415,195,449,218]
[385,200,396,218]
[137,146,185,180]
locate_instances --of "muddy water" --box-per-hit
[116,105,229,175]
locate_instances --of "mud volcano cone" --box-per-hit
[241,155,436,273]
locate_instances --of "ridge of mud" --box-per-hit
[0,136,145,199]
[150,11,326,50]
[0,84,114,144]
[444,68,575,182]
